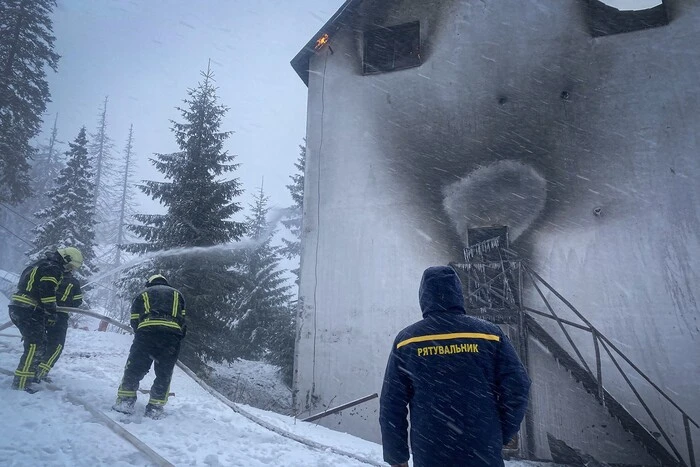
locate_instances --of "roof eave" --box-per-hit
[290,0,362,86]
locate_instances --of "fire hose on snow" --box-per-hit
[0,307,384,466]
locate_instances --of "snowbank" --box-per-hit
[208,359,293,415]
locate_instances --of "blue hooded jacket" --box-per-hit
[379,266,530,467]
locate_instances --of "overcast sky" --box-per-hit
[45,0,345,219]
[42,0,659,219]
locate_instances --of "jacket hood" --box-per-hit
[146,278,169,287]
[418,266,466,317]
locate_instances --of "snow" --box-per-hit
[0,270,19,300]
[0,319,560,466]
[0,269,19,283]
[208,359,293,414]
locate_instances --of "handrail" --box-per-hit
[600,338,685,463]
[522,307,591,331]
[458,255,698,467]
[525,268,594,377]
[519,263,697,466]
[521,267,699,429]
[302,393,378,422]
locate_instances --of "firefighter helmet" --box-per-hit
[57,247,83,271]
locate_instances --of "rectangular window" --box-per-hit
[363,21,421,74]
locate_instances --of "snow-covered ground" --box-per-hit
[208,358,293,415]
[0,309,561,466]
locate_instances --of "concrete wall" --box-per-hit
[294,0,700,463]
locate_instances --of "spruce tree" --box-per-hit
[31,127,98,280]
[232,184,293,364]
[0,0,60,203]
[280,142,305,284]
[124,66,246,369]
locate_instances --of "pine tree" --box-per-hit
[31,113,64,195]
[31,127,98,281]
[280,141,305,284]
[103,125,138,325]
[23,113,65,219]
[124,65,246,369]
[114,124,136,267]
[89,96,117,243]
[0,113,64,271]
[232,184,293,365]
[0,0,60,203]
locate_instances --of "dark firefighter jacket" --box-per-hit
[379,266,531,467]
[56,273,83,310]
[10,252,64,314]
[130,284,186,337]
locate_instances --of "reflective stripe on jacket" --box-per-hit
[379,266,530,467]
[11,255,63,314]
[130,284,186,336]
[56,274,83,311]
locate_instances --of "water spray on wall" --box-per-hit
[442,160,547,246]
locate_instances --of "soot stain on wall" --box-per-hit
[353,0,620,262]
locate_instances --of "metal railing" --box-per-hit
[522,265,697,467]
[456,250,698,467]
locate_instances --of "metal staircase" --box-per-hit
[452,231,698,467]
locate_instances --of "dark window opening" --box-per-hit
[587,0,668,37]
[363,21,421,74]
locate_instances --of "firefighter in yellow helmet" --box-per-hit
[8,247,83,392]
[113,274,186,419]
[35,267,84,383]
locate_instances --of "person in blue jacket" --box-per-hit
[379,265,530,467]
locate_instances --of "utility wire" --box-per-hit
[0,223,33,247]
[311,49,330,391]
[0,202,37,226]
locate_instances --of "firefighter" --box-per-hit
[379,266,530,467]
[35,270,83,383]
[113,274,186,419]
[8,247,83,392]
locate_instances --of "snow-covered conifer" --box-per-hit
[280,142,305,284]
[31,126,98,280]
[124,65,246,369]
[0,0,60,203]
[232,184,293,367]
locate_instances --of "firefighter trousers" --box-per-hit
[8,305,46,390]
[37,312,69,380]
[117,330,181,407]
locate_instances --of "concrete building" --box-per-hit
[291,1,699,464]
